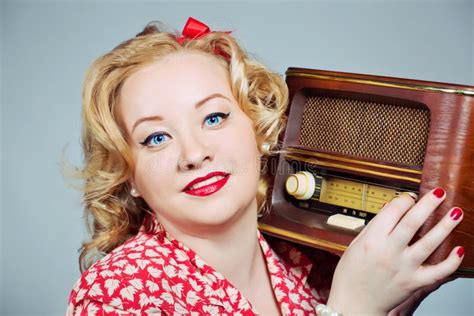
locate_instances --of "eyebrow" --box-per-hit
[131,93,231,134]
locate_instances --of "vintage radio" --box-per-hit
[258,68,474,277]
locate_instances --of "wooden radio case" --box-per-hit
[258,68,474,277]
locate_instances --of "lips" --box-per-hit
[183,171,230,196]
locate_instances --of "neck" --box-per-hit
[157,198,264,291]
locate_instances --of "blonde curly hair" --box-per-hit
[65,21,289,273]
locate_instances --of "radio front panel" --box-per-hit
[258,68,474,277]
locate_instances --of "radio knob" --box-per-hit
[285,171,316,200]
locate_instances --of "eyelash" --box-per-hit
[139,112,231,148]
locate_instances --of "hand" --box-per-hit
[326,188,464,316]
[387,276,457,316]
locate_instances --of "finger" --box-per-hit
[389,286,436,316]
[388,276,457,316]
[348,202,388,247]
[403,282,442,313]
[367,195,415,237]
[389,187,446,247]
[408,207,463,265]
[414,246,464,288]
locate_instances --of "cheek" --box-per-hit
[133,151,176,196]
[221,122,260,176]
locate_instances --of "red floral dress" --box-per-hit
[66,214,338,315]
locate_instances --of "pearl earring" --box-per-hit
[130,187,139,197]
[261,143,270,152]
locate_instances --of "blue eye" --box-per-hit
[139,132,169,147]
[204,112,230,127]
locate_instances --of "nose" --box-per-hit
[178,132,213,171]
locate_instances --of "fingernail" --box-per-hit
[457,246,464,258]
[433,187,445,198]
[450,207,463,221]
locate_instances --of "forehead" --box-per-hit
[120,51,230,107]
[117,51,233,132]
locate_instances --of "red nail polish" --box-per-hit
[433,187,445,198]
[457,246,464,258]
[450,207,463,221]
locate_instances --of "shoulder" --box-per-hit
[66,232,188,314]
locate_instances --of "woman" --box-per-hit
[66,17,464,315]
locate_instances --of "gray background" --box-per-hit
[1,0,473,315]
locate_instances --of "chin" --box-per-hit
[189,200,252,228]
[193,207,241,226]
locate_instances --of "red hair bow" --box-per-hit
[177,17,211,43]
[177,17,232,59]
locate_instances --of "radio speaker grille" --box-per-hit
[300,95,430,166]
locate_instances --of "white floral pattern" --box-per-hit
[66,214,335,315]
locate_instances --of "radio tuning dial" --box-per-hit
[285,171,316,200]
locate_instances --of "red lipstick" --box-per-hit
[183,171,230,197]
